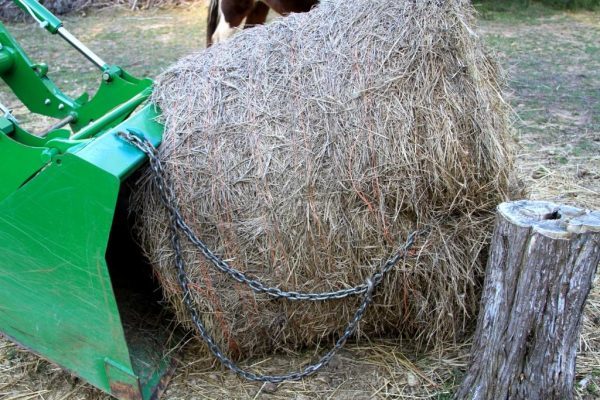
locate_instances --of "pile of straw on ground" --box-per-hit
[0,0,195,21]
[134,0,520,359]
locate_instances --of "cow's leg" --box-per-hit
[212,0,255,44]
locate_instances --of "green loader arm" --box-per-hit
[0,2,174,399]
[1,0,153,133]
[12,0,63,33]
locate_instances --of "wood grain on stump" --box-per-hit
[456,200,600,400]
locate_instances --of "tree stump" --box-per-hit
[456,200,600,400]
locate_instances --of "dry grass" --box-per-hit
[134,0,519,362]
[577,276,600,398]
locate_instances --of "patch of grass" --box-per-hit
[572,139,595,156]
[433,368,464,399]
[484,34,518,48]
[584,43,600,56]
[542,0,600,10]
[473,0,559,21]
[474,0,599,19]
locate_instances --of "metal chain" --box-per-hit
[119,130,417,301]
[118,129,417,383]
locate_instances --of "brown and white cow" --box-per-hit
[207,0,319,46]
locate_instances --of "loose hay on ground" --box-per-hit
[134,0,520,359]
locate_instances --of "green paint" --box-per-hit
[0,2,173,399]
[12,0,63,33]
[0,12,152,133]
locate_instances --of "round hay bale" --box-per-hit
[133,0,520,359]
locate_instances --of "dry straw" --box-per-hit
[134,0,520,359]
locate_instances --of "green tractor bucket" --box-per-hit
[0,1,177,399]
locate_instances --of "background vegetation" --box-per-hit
[1,0,598,21]
[473,0,599,12]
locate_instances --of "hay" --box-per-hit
[134,0,519,359]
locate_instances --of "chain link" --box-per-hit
[118,129,417,383]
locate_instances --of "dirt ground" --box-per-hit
[0,3,599,399]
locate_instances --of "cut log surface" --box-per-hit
[456,200,600,400]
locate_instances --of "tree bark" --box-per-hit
[456,200,600,400]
